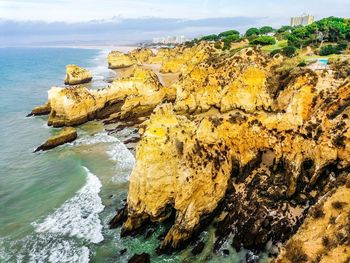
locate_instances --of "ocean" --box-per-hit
[0,47,251,263]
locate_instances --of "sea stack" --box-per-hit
[64,64,92,85]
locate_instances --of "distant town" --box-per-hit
[141,14,315,48]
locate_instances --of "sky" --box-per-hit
[0,0,349,46]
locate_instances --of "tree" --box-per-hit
[218,30,240,38]
[245,27,260,37]
[260,26,275,35]
[282,46,297,57]
[200,34,219,41]
[319,45,341,56]
[287,34,303,48]
[250,36,276,45]
[222,34,241,50]
[277,26,293,33]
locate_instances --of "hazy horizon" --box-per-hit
[0,0,349,47]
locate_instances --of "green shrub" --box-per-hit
[282,45,297,57]
[337,41,348,50]
[277,25,293,33]
[260,26,275,34]
[250,36,276,45]
[320,45,341,56]
[222,34,241,50]
[270,49,282,56]
[245,27,260,37]
[200,34,219,41]
[298,61,307,67]
[218,30,240,38]
[214,42,222,49]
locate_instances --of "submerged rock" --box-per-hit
[64,64,92,85]
[34,127,77,152]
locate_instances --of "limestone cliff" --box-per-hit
[30,43,350,260]
[64,64,92,85]
[109,46,350,255]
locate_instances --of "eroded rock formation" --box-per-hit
[108,51,135,69]
[109,46,350,256]
[35,127,77,152]
[30,42,350,260]
[42,67,175,127]
[64,64,92,85]
[275,181,350,263]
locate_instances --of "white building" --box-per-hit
[152,35,187,45]
[291,14,314,27]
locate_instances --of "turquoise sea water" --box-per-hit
[0,48,253,263]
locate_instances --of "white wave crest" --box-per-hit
[71,132,119,146]
[34,167,104,244]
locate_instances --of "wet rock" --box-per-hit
[34,127,77,152]
[27,103,51,117]
[191,241,205,255]
[128,253,150,263]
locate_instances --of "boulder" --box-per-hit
[34,127,77,152]
[64,64,92,85]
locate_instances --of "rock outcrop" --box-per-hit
[27,103,51,116]
[64,64,92,85]
[275,181,350,263]
[35,127,77,152]
[108,51,135,69]
[130,48,154,64]
[109,46,350,255]
[38,67,175,127]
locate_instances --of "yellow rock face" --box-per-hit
[275,184,350,263]
[124,104,232,248]
[119,47,350,251]
[45,67,175,127]
[173,47,283,114]
[108,51,135,69]
[129,48,154,64]
[64,64,92,85]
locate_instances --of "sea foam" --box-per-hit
[34,167,104,243]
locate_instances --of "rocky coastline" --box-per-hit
[30,42,350,261]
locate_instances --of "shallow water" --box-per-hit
[0,47,260,262]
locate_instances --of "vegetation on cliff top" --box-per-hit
[196,16,349,57]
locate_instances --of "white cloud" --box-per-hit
[0,0,348,22]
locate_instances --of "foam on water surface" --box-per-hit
[34,167,104,243]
